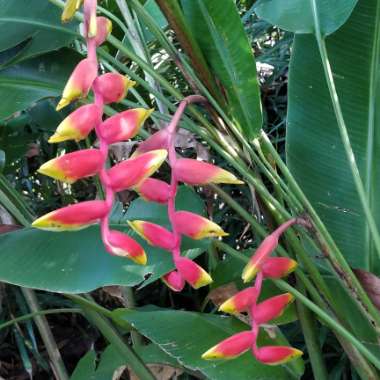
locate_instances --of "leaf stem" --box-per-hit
[0,308,82,331]
[22,289,69,380]
[260,132,380,329]
[295,281,328,380]
[81,306,156,380]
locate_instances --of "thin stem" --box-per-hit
[0,308,82,331]
[260,132,380,329]
[21,289,69,380]
[64,294,113,319]
[81,306,156,380]
[296,281,328,380]
[115,0,167,114]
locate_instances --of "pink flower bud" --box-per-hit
[38,149,104,184]
[218,287,257,314]
[31,200,108,231]
[202,331,253,360]
[254,293,294,325]
[108,149,167,192]
[127,221,175,251]
[174,158,243,185]
[106,230,146,265]
[94,17,112,46]
[62,0,83,23]
[133,129,170,156]
[49,104,102,143]
[84,0,97,37]
[175,257,212,289]
[98,108,153,144]
[161,271,185,292]
[261,257,298,279]
[241,234,279,283]
[174,211,228,240]
[56,58,98,111]
[133,178,170,204]
[92,73,135,104]
[254,346,303,365]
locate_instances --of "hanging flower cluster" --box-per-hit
[128,95,244,291]
[32,0,163,266]
[202,219,303,365]
[32,0,243,287]
[34,0,303,368]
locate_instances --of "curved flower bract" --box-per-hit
[32,201,108,231]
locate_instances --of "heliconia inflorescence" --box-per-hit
[126,94,244,292]
[35,0,303,370]
[32,0,161,266]
[33,0,242,276]
[202,219,304,365]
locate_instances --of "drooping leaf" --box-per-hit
[0,49,81,119]
[112,307,304,380]
[181,0,262,139]
[0,0,78,66]
[254,0,357,35]
[286,0,380,274]
[0,186,210,293]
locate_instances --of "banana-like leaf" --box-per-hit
[0,50,80,119]
[286,0,380,274]
[0,0,77,67]
[0,187,209,293]
[254,0,357,35]
[112,307,304,379]
[181,0,262,139]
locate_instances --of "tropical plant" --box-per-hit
[0,0,379,379]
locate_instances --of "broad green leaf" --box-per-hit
[181,0,262,139]
[0,187,210,293]
[70,349,96,380]
[286,0,380,274]
[0,0,78,66]
[254,0,357,35]
[0,50,80,119]
[112,308,303,379]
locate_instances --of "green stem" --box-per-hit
[120,287,143,347]
[0,174,34,225]
[260,132,380,329]
[0,308,82,331]
[81,306,155,380]
[64,294,113,319]
[296,281,328,380]
[214,241,380,370]
[22,289,69,380]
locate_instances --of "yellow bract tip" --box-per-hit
[131,252,147,266]
[201,347,223,360]
[56,98,71,111]
[193,271,213,289]
[241,263,259,283]
[48,133,68,144]
[218,298,236,314]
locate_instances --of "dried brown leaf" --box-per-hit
[354,268,380,311]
